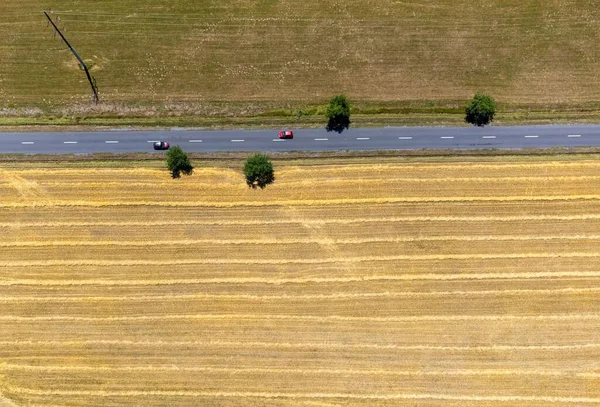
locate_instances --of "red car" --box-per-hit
[278,130,294,139]
[153,141,170,150]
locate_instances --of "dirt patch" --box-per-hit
[0,376,19,407]
[63,56,107,73]
[3,172,51,203]
[0,395,18,407]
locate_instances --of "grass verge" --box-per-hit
[2,100,600,130]
[1,149,599,170]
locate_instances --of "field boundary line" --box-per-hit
[4,271,600,286]
[4,234,600,247]
[2,364,596,377]
[25,175,600,188]
[9,162,600,174]
[2,340,600,351]
[5,386,600,403]
[1,252,600,267]
[0,195,600,208]
[2,287,599,302]
[276,162,600,171]
[1,313,599,322]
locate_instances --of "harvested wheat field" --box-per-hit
[0,157,600,406]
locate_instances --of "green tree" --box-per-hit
[244,153,274,189]
[465,93,497,127]
[166,146,194,178]
[326,94,351,133]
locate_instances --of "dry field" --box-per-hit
[0,157,600,406]
[2,0,600,108]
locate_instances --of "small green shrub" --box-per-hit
[260,109,294,117]
[300,107,318,116]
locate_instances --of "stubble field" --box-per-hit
[2,0,600,107]
[0,157,600,406]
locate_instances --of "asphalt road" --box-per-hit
[1,125,599,154]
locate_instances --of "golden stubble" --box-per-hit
[0,159,599,406]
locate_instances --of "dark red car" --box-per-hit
[153,141,170,150]
[278,130,294,139]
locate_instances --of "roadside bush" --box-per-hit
[166,146,194,178]
[244,153,274,189]
[465,93,496,126]
[326,94,351,133]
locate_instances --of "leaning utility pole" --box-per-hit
[43,11,99,104]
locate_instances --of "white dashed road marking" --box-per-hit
[525,135,539,138]
[482,136,496,139]
[272,139,285,142]
[356,138,370,140]
[189,140,203,143]
[63,141,78,144]
[315,138,329,141]
[105,141,119,144]
[441,136,454,139]
[568,135,581,138]
[147,140,160,143]
[231,140,245,143]
[21,142,34,145]
[398,137,413,140]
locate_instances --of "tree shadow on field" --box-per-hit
[326,116,350,134]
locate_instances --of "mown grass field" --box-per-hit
[1,1,600,126]
[0,157,599,406]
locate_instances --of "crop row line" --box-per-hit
[1,252,599,267]
[3,271,600,286]
[1,313,599,322]
[4,386,600,403]
[1,364,597,377]
[2,214,600,228]
[0,195,599,208]
[2,340,599,351]
[3,234,600,247]
[33,9,600,19]
[1,287,598,302]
